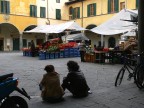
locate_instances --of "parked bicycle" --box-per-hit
[115,54,136,87]
[134,52,144,89]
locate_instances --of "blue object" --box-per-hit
[39,51,46,60]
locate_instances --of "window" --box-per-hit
[72,7,80,19]
[30,5,37,17]
[120,2,125,10]
[1,1,10,14]
[69,7,73,20]
[56,9,61,20]
[108,0,119,13]
[87,3,96,17]
[136,0,138,9]
[40,7,46,18]
[56,0,60,3]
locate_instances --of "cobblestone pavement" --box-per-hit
[0,52,144,108]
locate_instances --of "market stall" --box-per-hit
[23,21,88,60]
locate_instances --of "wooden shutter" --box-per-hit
[56,9,61,19]
[87,4,90,17]
[30,5,32,16]
[136,0,138,9]
[7,1,10,14]
[94,3,96,16]
[114,0,119,12]
[108,0,111,13]
[35,6,37,17]
[1,1,4,13]
[78,7,80,18]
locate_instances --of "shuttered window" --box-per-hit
[136,0,138,9]
[40,7,46,18]
[30,5,37,17]
[56,9,61,20]
[1,1,10,14]
[73,7,80,19]
[108,0,119,13]
[87,3,96,17]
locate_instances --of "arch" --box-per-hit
[108,37,116,48]
[69,6,73,15]
[85,24,97,36]
[86,24,97,29]
[0,23,20,51]
[0,23,20,34]
[23,25,37,31]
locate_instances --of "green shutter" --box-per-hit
[35,6,37,17]
[6,1,10,14]
[114,0,119,12]
[78,7,80,18]
[136,0,138,9]
[73,8,76,19]
[72,8,74,19]
[56,9,61,20]
[94,3,96,16]
[43,7,46,18]
[30,5,32,16]
[87,4,90,17]
[108,0,111,13]
[59,9,61,19]
[1,1,4,13]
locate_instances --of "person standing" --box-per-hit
[30,40,35,57]
[39,65,64,102]
[61,61,91,98]
[79,40,86,62]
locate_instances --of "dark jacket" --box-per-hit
[63,71,90,96]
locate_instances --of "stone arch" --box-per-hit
[0,23,20,51]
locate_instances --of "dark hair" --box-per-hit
[67,61,79,72]
[44,65,54,73]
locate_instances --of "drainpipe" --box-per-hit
[81,0,83,27]
[47,0,50,25]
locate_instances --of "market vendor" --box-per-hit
[79,40,86,62]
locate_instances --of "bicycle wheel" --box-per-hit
[134,64,143,89]
[115,67,125,87]
[135,65,144,89]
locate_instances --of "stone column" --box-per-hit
[19,33,23,50]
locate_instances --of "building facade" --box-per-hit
[65,0,138,48]
[0,0,138,51]
[0,0,69,51]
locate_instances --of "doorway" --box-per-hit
[13,38,20,50]
[0,39,4,51]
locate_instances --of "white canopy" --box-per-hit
[91,9,138,35]
[121,28,137,37]
[25,21,87,34]
[62,33,89,41]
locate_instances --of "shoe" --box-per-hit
[88,90,92,94]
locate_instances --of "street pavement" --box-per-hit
[0,52,144,108]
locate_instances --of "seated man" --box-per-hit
[61,60,91,98]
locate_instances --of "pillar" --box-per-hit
[19,33,23,50]
[138,0,144,63]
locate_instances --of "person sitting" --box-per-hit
[39,65,64,103]
[61,60,91,98]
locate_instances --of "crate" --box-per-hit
[46,52,50,59]
[60,51,64,58]
[55,52,59,58]
[50,53,55,59]
[39,52,46,60]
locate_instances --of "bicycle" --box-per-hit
[133,52,144,89]
[115,54,136,87]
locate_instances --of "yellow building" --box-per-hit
[65,0,138,48]
[0,0,69,51]
[0,0,138,51]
